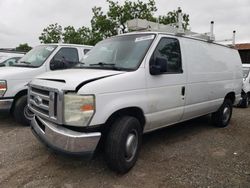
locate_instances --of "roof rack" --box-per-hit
[126,9,236,46]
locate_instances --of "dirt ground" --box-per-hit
[0,107,250,188]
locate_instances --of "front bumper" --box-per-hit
[0,98,13,113]
[31,116,101,156]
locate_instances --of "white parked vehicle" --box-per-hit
[0,44,92,125]
[28,19,242,173]
[0,53,24,67]
[240,64,250,107]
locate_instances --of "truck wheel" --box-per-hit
[105,116,142,174]
[241,95,249,108]
[212,99,233,127]
[13,95,33,126]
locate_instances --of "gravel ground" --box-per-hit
[0,107,250,188]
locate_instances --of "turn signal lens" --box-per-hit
[80,104,94,111]
[0,80,7,97]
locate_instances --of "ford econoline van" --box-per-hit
[28,32,242,173]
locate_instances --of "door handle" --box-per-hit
[181,86,185,96]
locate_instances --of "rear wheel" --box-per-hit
[212,99,233,127]
[13,95,33,126]
[105,116,142,174]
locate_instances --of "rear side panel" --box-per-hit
[180,38,242,120]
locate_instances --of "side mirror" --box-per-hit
[150,57,167,75]
[50,58,64,70]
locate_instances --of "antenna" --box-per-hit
[232,30,236,46]
[209,21,215,42]
[176,7,185,35]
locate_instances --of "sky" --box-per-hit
[0,0,249,48]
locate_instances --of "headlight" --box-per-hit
[64,94,95,126]
[0,80,7,97]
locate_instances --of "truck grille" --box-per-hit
[28,85,63,124]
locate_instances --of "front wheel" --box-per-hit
[212,99,233,127]
[105,116,142,174]
[13,95,33,126]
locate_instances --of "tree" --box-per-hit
[91,0,189,36]
[63,26,82,44]
[16,43,32,52]
[91,0,157,36]
[39,0,190,45]
[158,8,189,30]
[39,23,62,43]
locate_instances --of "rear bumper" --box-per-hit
[31,116,101,156]
[0,98,13,113]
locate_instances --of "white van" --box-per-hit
[239,64,250,107]
[0,44,92,124]
[28,32,242,173]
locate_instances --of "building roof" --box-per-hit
[235,43,250,50]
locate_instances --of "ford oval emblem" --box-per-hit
[34,96,42,106]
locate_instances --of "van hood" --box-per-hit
[34,69,124,91]
[0,66,37,80]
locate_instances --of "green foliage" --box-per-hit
[39,23,62,43]
[16,43,32,52]
[157,8,189,30]
[39,0,190,45]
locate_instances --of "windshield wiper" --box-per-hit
[90,62,115,66]
[89,62,124,71]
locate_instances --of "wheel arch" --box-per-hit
[103,107,146,132]
[10,89,27,112]
[225,92,235,104]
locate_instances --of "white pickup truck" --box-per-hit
[0,44,92,125]
[28,32,242,173]
[240,64,250,107]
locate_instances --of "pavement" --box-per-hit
[0,107,249,188]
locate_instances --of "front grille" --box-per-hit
[28,85,62,123]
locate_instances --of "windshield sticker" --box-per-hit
[45,47,54,51]
[135,35,154,42]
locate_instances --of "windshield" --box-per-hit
[75,34,155,71]
[13,45,57,68]
[243,67,250,79]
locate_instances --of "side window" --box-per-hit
[151,38,182,73]
[52,47,79,69]
[54,47,79,63]
[84,49,90,54]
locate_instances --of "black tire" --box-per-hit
[241,94,249,108]
[13,95,33,126]
[212,99,233,127]
[105,116,142,174]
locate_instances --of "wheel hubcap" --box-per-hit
[125,130,138,162]
[222,106,230,124]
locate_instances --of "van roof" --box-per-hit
[39,43,93,48]
[117,31,236,50]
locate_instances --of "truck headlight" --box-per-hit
[0,80,7,97]
[64,94,95,127]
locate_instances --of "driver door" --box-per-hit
[146,36,186,130]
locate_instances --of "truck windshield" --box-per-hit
[243,67,250,78]
[75,34,155,71]
[13,45,57,68]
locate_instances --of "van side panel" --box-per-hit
[181,38,242,120]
